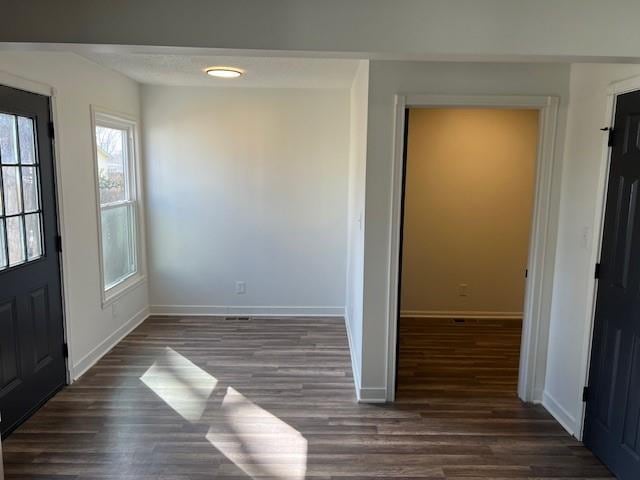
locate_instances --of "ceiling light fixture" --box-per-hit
[205,67,244,79]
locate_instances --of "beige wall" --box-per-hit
[400,108,538,316]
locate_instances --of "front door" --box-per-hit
[584,89,640,479]
[0,85,66,438]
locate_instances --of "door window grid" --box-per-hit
[0,113,44,271]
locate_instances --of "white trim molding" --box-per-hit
[575,74,640,441]
[344,310,362,401]
[0,70,52,97]
[149,305,345,317]
[400,310,523,319]
[386,94,561,403]
[543,390,579,437]
[71,306,149,380]
[90,106,148,309]
[358,387,387,403]
[343,309,385,402]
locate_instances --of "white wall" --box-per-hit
[3,51,634,441]
[142,86,349,316]
[0,51,149,379]
[6,1,640,60]
[361,61,570,401]
[401,108,538,317]
[543,63,640,437]
[345,61,369,395]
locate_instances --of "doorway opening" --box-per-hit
[395,106,540,400]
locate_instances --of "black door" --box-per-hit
[584,90,640,479]
[0,85,66,438]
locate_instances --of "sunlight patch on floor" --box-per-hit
[206,387,308,480]
[140,348,308,479]
[140,347,218,422]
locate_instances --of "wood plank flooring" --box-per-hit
[397,317,523,398]
[2,315,613,479]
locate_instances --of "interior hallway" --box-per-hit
[3,316,611,479]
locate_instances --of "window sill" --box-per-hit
[101,273,146,309]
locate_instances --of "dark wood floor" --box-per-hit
[397,317,523,398]
[2,316,612,479]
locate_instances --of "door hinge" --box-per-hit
[525,269,528,278]
[601,126,616,146]
[62,343,69,358]
[48,121,55,139]
[56,235,63,253]
[594,262,601,279]
[583,386,590,402]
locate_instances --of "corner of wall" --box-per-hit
[542,389,580,438]
[344,58,370,402]
[70,305,150,381]
[343,307,361,401]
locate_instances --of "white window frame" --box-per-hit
[90,106,146,307]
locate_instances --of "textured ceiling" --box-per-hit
[78,52,360,88]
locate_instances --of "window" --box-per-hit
[0,113,44,271]
[92,109,144,304]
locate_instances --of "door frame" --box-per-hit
[386,94,561,402]
[578,75,640,439]
[0,69,72,382]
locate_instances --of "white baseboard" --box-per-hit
[400,309,523,319]
[358,386,387,403]
[344,307,387,404]
[344,308,362,401]
[149,304,344,317]
[542,390,579,437]
[71,306,150,381]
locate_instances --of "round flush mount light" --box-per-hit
[205,67,244,79]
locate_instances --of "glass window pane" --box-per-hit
[2,166,23,215]
[18,116,37,165]
[0,219,6,270]
[95,126,127,204]
[7,216,25,267]
[22,166,39,213]
[25,213,43,260]
[0,114,18,165]
[101,204,135,289]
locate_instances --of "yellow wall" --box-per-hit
[401,108,538,316]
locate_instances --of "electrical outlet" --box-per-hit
[458,284,469,297]
[235,281,246,295]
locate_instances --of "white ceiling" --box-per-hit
[77,52,360,88]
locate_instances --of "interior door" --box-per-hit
[0,85,66,438]
[584,89,640,479]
